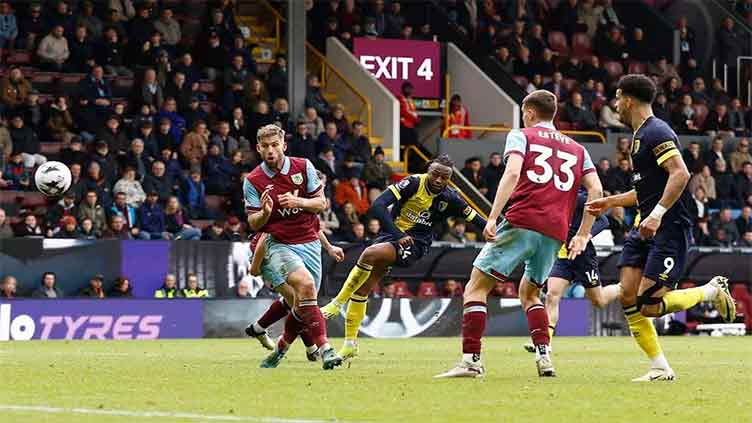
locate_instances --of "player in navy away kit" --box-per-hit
[586,75,736,381]
[523,188,621,352]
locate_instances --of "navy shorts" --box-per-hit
[548,244,600,288]
[617,222,690,289]
[372,234,430,268]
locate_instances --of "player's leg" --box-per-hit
[321,242,396,318]
[246,283,293,350]
[338,265,388,360]
[544,277,569,342]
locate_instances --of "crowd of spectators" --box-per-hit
[0,0,395,244]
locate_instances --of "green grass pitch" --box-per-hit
[1,337,750,423]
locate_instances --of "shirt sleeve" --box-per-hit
[243,178,261,211]
[387,175,419,200]
[305,159,322,195]
[581,148,596,174]
[503,129,527,162]
[651,133,681,166]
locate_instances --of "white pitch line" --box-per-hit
[0,404,346,423]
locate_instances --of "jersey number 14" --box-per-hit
[526,144,578,192]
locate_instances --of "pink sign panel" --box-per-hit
[353,37,441,98]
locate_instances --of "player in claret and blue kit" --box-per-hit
[585,75,735,381]
[436,90,603,379]
[242,124,342,370]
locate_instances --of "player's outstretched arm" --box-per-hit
[250,233,269,276]
[585,189,637,216]
[485,153,523,240]
[638,154,690,239]
[319,230,345,262]
[569,172,603,259]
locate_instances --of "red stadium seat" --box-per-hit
[391,281,413,298]
[571,32,592,58]
[205,195,227,211]
[547,31,569,55]
[417,281,438,298]
[590,98,606,114]
[731,284,750,302]
[6,51,31,65]
[627,61,647,75]
[679,280,697,289]
[603,61,624,79]
[692,104,709,128]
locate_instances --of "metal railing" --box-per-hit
[441,125,607,143]
[403,145,490,219]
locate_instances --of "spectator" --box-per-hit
[718,17,743,70]
[317,121,342,160]
[0,1,16,51]
[704,103,733,138]
[86,151,116,202]
[77,66,113,130]
[142,161,173,203]
[155,98,187,142]
[76,1,102,40]
[542,72,568,102]
[319,198,340,237]
[289,119,317,162]
[671,94,701,135]
[235,279,252,298]
[79,274,106,298]
[0,207,13,238]
[4,153,31,190]
[17,3,44,50]
[181,120,210,171]
[247,100,275,143]
[139,68,164,113]
[224,54,252,112]
[0,275,17,298]
[98,28,132,77]
[181,170,210,219]
[714,160,739,208]
[600,98,627,130]
[76,190,106,233]
[578,0,602,38]
[442,279,463,297]
[385,1,405,37]
[114,167,146,208]
[201,219,228,241]
[53,215,79,239]
[737,206,752,235]
[305,75,330,117]
[611,137,631,165]
[399,82,419,147]
[124,139,152,181]
[653,93,671,124]
[266,54,288,103]
[203,143,236,195]
[689,77,710,105]
[648,57,680,85]
[606,158,632,194]
[563,92,597,130]
[46,191,77,230]
[164,196,202,240]
[102,215,133,239]
[730,139,752,174]
[224,216,245,241]
[298,107,325,139]
[495,46,514,75]
[9,114,44,169]
[689,165,717,205]
[739,231,752,247]
[728,98,747,136]
[738,162,752,207]
[533,49,557,79]
[335,170,369,215]
[138,191,168,239]
[228,35,256,74]
[704,137,728,172]
[31,272,63,298]
[109,276,132,297]
[154,274,180,298]
[343,222,366,243]
[155,118,179,153]
[0,67,31,114]
[365,217,381,242]
[513,47,534,80]
[341,121,369,164]
[710,208,740,245]
[181,273,208,298]
[15,213,43,237]
[45,96,76,145]
[0,117,11,169]
[337,201,361,235]
[244,77,269,112]
[183,97,209,133]
[164,73,194,113]
[446,95,471,139]
[362,146,392,190]
[36,25,69,71]
[442,221,469,243]
[77,217,99,239]
[154,7,181,47]
[682,141,704,175]
[461,157,488,196]
[596,26,627,61]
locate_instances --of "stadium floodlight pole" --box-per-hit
[287,0,306,118]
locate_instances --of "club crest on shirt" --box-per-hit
[291,173,303,185]
[438,201,448,212]
[631,139,640,155]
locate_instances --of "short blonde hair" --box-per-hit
[256,124,285,143]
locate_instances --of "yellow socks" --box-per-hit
[624,304,663,360]
[334,262,373,305]
[660,287,705,314]
[344,294,368,340]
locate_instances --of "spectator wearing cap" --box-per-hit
[114,167,147,208]
[154,7,181,48]
[362,146,392,190]
[79,274,106,298]
[155,98,187,143]
[98,28,133,77]
[289,119,317,162]
[184,97,210,133]
[109,276,132,297]
[36,25,69,71]
[0,275,17,298]
[181,273,209,298]
[138,190,168,239]
[9,114,45,169]
[203,143,236,195]
[224,216,245,241]
[164,196,201,240]
[0,67,31,114]
[335,169,370,215]
[78,190,107,233]
[154,274,180,298]
[97,115,129,156]
[181,170,210,219]
[32,272,63,298]
[53,216,79,239]
[76,1,102,40]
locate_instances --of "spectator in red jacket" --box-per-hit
[335,168,370,215]
[399,82,419,147]
[446,94,471,139]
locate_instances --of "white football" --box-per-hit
[34,161,72,197]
